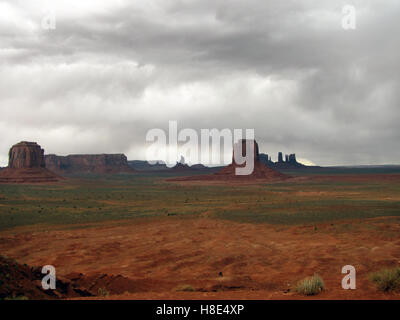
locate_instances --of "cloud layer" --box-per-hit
[1,0,399,166]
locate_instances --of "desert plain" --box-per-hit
[1,169,400,299]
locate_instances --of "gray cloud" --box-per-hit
[0,0,399,166]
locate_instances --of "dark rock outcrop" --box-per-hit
[0,255,93,299]
[278,152,284,163]
[128,160,169,171]
[45,154,134,174]
[172,162,191,171]
[260,152,305,169]
[0,142,61,183]
[171,156,191,171]
[190,164,208,170]
[128,160,212,172]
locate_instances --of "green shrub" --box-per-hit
[295,274,324,296]
[97,287,110,297]
[370,268,400,292]
[4,295,29,300]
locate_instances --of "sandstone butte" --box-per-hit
[169,139,288,182]
[0,141,62,183]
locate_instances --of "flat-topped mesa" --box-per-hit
[8,141,45,169]
[44,153,135,174]
[0,141,61,183]
[232,139,260,165]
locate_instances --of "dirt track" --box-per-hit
[1,216,400,299]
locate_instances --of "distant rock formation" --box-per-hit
[0,142,61,183]
[260,152,305,169]
[172,162,191,171]
[128,160,169,171]
[128,159,210,172]
[259,153,271,164]
[171,156,216,171]
[169,140,287,182]
[45,154,134,174]
[278,152,283,163]
[171,156,192,171]
[190,164,207,170]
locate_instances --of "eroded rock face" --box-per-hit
[169,139,288,182]
[232,139,260,165]
[217,140,285,180]
[259,152,305,169]
[45,154,134,174]
[0,141,61,183]
[8,141,45,169]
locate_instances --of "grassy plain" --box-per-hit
[1,171,400,231]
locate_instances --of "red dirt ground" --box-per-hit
[1,216,400,299]
[0,167,63,183]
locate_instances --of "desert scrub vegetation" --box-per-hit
[97,287,110,297]
[4,295,29,300]
[295,274,325,296]
[370,267,400,292]
[2,174,400,230]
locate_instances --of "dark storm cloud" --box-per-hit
[0,0,399,166]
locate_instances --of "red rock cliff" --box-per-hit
[169,139,288,182]
[45,154,134,174]
[8,141,45,168]
[0,141,61,183]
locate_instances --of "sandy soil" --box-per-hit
[1,216,400,299]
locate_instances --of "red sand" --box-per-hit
[1,216,400,299]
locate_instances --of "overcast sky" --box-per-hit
[0,0,399,166]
